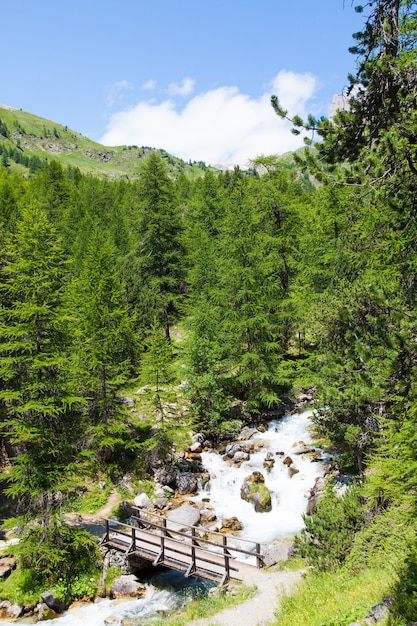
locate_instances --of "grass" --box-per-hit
[144,582,256,625]
[273,565,394,626]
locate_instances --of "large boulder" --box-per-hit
[240,472,272,513]
[41,593,67,614]
[262,542,294,567]
[110,575,146,598]
[176,472,198,495]
[166,504,201,532]
[154,466,177,488]
[133,492,152,509]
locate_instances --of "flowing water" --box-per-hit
[0,410,324,625]
[193,409,324,546]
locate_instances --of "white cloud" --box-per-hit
[141,79,157,91]
[100,71,318,166]
[105,80,133,107]
[168,77,195,97]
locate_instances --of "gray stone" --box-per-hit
[238,426,256,441]
[41,593,67,614]
[263,543,294,566]
[154,465,177,487]
[225,443,242,458]
[190,441,203,453]
[166,504,201,532]
[133,492,152,509]
[233,451,250,463]
[192,433,205,444]
[176,472,198,494]
[110,575,146,598]
[0,557,16,578]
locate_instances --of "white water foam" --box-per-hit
[192,410,323,546]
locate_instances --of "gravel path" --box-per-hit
[187,565,304,626]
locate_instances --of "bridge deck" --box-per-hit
[101,508,264,585]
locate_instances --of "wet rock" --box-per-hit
[225,443,242,459]
[283,456,293,466]
[263,452,275,471]
[37,603,58,620]
[0,601,22,620]
[189,441,202,453]
[238,426,256,441]
[221,516,243,531]
[41,593,67,614]
[176,472,198,495]
[192,433,205,444]
[110,575,146,598]
[288,466,300,478]
[241,441,255,453]
[233,451,250,463]
[240,472,272,513]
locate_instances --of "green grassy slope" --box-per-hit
[0,104,210,180]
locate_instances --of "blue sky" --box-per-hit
[2,1,364,166]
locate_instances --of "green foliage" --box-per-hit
[274,566,393,626]
[15,521,101,597]
[294,485,365,571]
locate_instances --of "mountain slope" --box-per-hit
[0,104,210,180]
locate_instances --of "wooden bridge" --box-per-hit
[100,508,264,585]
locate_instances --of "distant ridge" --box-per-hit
[0,106,212,180]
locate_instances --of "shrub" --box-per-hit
[294,484,364,570]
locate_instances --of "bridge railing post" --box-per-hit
[131,526,136,552]
[222,535,230,580]
[103,519,110,544]
[190,526,196,573]
[161,517,166,559]
[255,543,263,568]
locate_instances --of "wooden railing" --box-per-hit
[101,508,264,584]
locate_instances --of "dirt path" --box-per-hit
[187,565,304,626]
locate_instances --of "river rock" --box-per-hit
[225,443,241,458]
[238,426,256,440]
[233,451,250,463]
[166,504,201,532]
[221,517,243,531]
[192,433,205,444]
[240,472,272,513]
[110,575,146,598]
[37,603,59,620]
[190,441,202,453]
[262,542,294,566]
[283,456,293,466]
[0,601,22,619]
[41,593,67,614]
[133,492,152,509]
[176,472,198,494]
[0,557,16,578]
[154,465,177,487]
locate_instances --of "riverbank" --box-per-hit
[185,565,304,626]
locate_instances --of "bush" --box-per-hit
[294,484,364,570]
[15,521,102,600]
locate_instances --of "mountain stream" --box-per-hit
[0,409,325,625]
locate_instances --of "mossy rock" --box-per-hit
[240,472,272,512]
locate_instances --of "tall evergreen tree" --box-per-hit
[0,203,81,522]
[126,153,184,339]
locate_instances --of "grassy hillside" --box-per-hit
[0,104,210,180]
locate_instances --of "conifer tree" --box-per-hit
[127,153,184,339]
[68,228,138,465]
[0,203,81,522]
